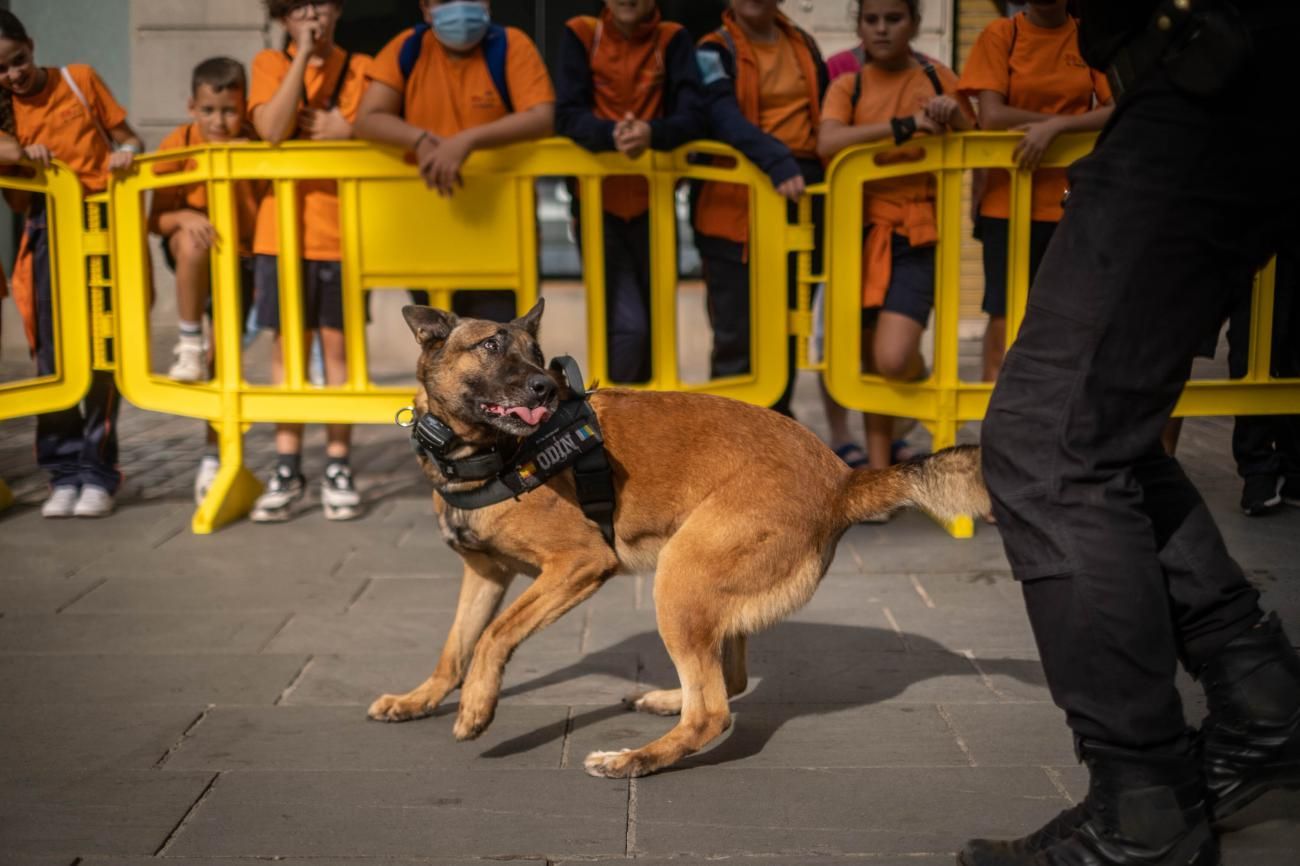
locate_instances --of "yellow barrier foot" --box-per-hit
[941,513,976,540]
[0,479,13,513]
[192,464,263,534]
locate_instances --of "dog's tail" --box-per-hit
[834,445,990,527]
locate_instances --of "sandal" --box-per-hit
[833,442,869,469]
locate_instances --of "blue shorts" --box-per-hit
[979,216,1058,318]
[254,255,359,332]
[863,233,935,328]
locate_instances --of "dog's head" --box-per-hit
[402,300,559,446]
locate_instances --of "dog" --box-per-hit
[368,300,991,778]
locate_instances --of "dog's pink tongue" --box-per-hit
[508,406,550,426]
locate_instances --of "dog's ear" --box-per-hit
[402,305,457,348]
[511,298,545,339]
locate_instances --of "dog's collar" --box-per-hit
[397,356,616,547]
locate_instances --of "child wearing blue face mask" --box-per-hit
[355,0,555,323]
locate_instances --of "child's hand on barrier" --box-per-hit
[1012,117,1062,173]
[425,132,473,197]
[23,143,52,168]
[108,150,136,173]
[614,113,651,160]
[912,111,940,137]
[175,210,217,252]
[923,95,962,129]
[301,107,352,141]
[775,174,805,203]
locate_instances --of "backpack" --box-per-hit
[398,23,514,113]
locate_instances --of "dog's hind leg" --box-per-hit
[625,633,748,716]
[368,553,512,722]
[453,548,617,741]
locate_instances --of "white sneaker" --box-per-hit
[168,340,206,382]
[41,486,80,518]
[250,465,306,523]
[73,485,114,518]
[194,455,220,506]
[321,463,361,521]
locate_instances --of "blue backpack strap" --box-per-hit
[482,24,513,113]
[399,23,431,80]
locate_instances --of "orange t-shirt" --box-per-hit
[248,46,371,261]
[11,65,127,193]
[959,14,1111,222]
[821,60,970,209]
[367,26,555,138]
[149,122,263,255]
[752,32,817,159]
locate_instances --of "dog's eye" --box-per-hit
[481,338,499,353]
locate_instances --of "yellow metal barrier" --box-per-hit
[0,163,96,422]
[822,131,1300,537]
[110,139,794,533]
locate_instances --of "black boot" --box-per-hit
[958,739,1216,866]
[1196,611,1300,822]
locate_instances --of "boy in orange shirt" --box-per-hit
[149,57,264,504]
[249,0,371,522]
[818,0,973,473]
[0,9,146,519]
[555,0,704,384]
[354,0,555,323]
[959,0,1111,380]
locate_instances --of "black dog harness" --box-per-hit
[397,357,617,547]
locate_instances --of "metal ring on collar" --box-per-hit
[395,406,417,428]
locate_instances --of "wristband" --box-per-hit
[890,116,918,145]
[115,142,142,155]
[414,131,432,151]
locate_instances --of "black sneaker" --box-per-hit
[1240,475,1282,516]
[1281,475,1300,507]
[250,465,306,523]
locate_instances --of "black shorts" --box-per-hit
[979,216,1058,318]
[863,233,935,328]
[160,237,256,324]
[254,254,362,332]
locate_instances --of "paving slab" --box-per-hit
[73,544,350,581]
[262,607,584,655]
[566,702,971,770]
[163,704,571,770]
[346,576,467,612]
[938,703,1075,766]
[0,654,308,705]
[164,769,628,858]
[631,766,1069,857]
[281,650,641,708]
[0,576,104,614]
[0,770,214,857]
[63,572,368,614]
[0,612,291,654]
[0,704,203,774]
[558,859,954,866]
[84,860,526,866]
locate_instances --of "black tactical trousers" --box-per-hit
[982,64,1298,748]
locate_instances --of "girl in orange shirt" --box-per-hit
[818,0,973,473]
[0,10,146,519]
[959,0,1112,380]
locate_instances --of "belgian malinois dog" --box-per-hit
[369,300,990,778]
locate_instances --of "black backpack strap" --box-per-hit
[921,60,944,96]
[852,68,863,113]
[326,50,353,110]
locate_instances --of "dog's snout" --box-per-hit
[527,374,556,404]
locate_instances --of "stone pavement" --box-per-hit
[2,370,1299,863]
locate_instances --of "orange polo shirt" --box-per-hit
[960,14,1111,222]
[367,26,554,138]
[149,122,263,255]
[11,65,127,193]
[752,32,817,159]
[248,46,371,261]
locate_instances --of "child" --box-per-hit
[694,0,829,417]
[959,0,1112,380]
[0,9,146,518]
[555,0,704,384]
[248,0,371,522]
[817,0,973,473]
[354,0,555,324]
[149,57,263,504]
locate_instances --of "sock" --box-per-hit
[276,453,302,477]
[178,320,203,347]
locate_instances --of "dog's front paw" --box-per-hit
[584,748,650,779]
[367,693,434,722]
[452,702,495,740]
[622,688,682,716]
